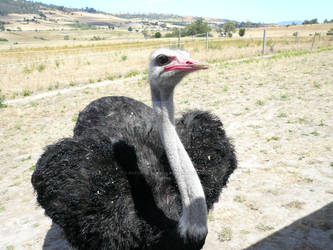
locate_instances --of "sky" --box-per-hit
[35,0,333,23]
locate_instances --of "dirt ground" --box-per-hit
[0,49,332,249]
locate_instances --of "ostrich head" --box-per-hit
[149,48,208,96]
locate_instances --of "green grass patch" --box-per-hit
[21,156,31,162]
[125,70,140,78]
[256,223,274,231]
[23,66,33,74]
[0,90,7,108]
[37,64,46,72]
[0,38,8,42]
[284,201,305,209]
[107,75,115,81]
[256,100,264,106]
[33,36,48,41]
[310,131,320,136]
[23,90,33,96]
[67,23,97,30]
[218,227,232,242]
[72,113,78,122]
[234,195,246,203]
[266,136,280,142]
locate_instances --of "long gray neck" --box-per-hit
[151,83,208,241]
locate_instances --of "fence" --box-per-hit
[0,30,332,98]
[1,30,331,69]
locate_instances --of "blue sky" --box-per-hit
[35,0,333,23]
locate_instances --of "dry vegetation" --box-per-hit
[0,33,332,249]
[1,23,333,100]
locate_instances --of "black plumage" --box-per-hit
[32,49,237,250]
[32,96,236,250]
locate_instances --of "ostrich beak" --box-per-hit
[164,58,209,72]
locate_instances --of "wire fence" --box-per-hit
[0,30,332,98]
[1,32,331,69]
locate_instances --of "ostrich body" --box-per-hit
[32,48,237,250]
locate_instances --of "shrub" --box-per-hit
[23,90,33,96]
[90,36,105,41]
[223,22,236,33]
[239,28,246,37]
[64,35,70,40]
[107,75,115,81]
[37,64,46,72]
[23,66,33,74]
[0,38,8,42]
[125,70,140,78]
[0,90,7,108]
[154,32,162,38]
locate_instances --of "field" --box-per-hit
[1,23,333,99]
[0,23,333,249]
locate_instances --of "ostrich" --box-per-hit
[32,48,237,250]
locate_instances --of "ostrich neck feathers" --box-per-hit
[151,83,208,239]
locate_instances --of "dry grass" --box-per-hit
[0,47,332,249]
[1,28,332,98]
[246,23,333,37]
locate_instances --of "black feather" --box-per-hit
[32,96,237,250]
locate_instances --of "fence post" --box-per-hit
[318,32,321,42]
[178,29,181,48]
[295,32,298,43]
[262,29,266,55]
[311,33,316,50]
[206,32,209,49]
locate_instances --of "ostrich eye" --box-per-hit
[156,55,170,66]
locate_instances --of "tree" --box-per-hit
[84,7,97,13]
[165,18,211,37]
[128,26,133,32]
[239,28,246,37]
[223,22,236,34]
[39,12,46,19]
[154,32,161,38]
[142,29,148,38]
[183,17,211,36]
[303,18,318,25]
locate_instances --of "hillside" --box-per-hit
[0,0,74,15]
[0,0,236,32]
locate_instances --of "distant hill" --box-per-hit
[0,0,71,15]
[0,0,38,15]
[0,0,268,32]
[276,20,303,26]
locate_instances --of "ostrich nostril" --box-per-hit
[186,61,194,65]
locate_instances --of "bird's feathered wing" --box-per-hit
[32,96,236,250]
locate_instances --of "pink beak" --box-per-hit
[164,57,209,72]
